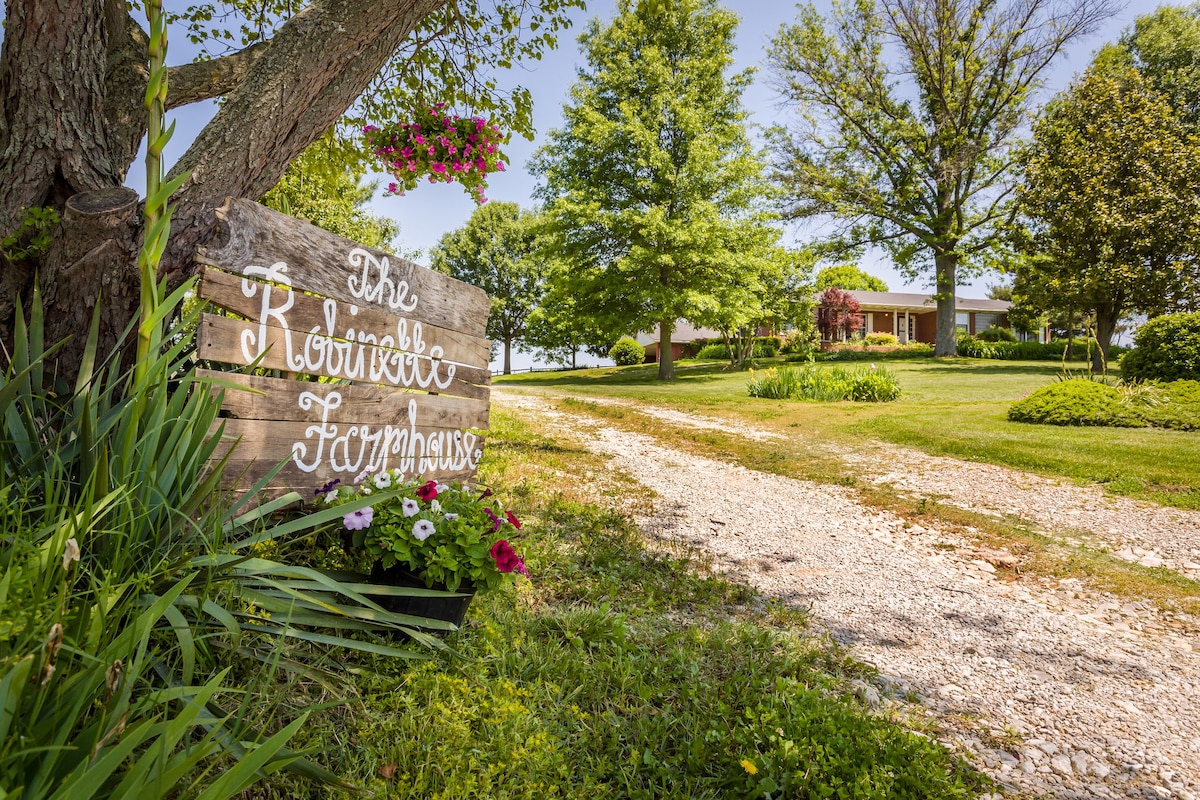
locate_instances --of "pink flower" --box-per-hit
[363,124,378,133]
[400,147,414,159]
[506,510,521,529]
[431,162,446,174]
[475,158,487,171]
[386,182,398,194]
[484,507,503,531]
[496,161,505,172]
[343,506,374,531]
[490,539,526,575]
[416,480,439,501]
[414,133,425,145]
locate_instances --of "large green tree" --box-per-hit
[262,139,400,251]
[766,0,1118,357]
[1104,3,1200,129]
[530,0,778,381]
[429,202,545,374]
[1016,64,1200,371]
[0,0,580,378]
[815,264,887,293]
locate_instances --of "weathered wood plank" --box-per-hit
[195,198,490,337]
[211,417,485,493]
[214,458,483,499]
[197,313,491,401]
[197,266,491,369]
[197,370,490,429]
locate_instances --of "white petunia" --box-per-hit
[443,512,459,522]
[412,519,435,541]
[430,499,442,513]
[402,498,420,518]
[373,471,393,490]
[354,469,372,485]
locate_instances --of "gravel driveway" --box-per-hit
[496,391,1200,800]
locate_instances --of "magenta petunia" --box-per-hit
[415,480,439,501]
[484,507,503,531]
[506,510,521,529]
[489,539,526,574]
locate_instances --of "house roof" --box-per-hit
[634,321,722,347]
[844,290,1011,313]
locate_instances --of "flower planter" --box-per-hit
[370,564,476,630]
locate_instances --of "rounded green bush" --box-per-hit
[863,332,899,347]
[1121,313,1200,382]
[608,336,646,366]
[976,326,1017,342]
[1008,379,1144,427]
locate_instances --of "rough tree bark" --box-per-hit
[934,250,958,358]
[0,0,449,380]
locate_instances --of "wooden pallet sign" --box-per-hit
[195,198,492,497]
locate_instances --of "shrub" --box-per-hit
[863,332,899,347]
[609,337,646,366]
[1121,312,1200,382]
[819,343,933,361]
[695,340,778,360]
[748,364,900,402]
[976,326,1017,342]
[1008,379,1144,427]
[779,327,819,360]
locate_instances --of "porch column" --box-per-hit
[904,310,911,343]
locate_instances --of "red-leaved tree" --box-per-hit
[816,287,862,341]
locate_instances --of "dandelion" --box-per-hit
[740,759,758,776]
[412,519,436,541]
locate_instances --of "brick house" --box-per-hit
[828,290,1041,344]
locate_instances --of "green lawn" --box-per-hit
[497,358,1200,510]
[269,409,985,798]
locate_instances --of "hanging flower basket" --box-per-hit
[364,104,507,204]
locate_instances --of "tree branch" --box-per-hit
[167,42,271,109]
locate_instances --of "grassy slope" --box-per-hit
[267,410,985,799]
[497,359,1200,510]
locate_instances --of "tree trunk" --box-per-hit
[657,320,675,381]
[503,338,512,375]
[1,0,451,380]
[933,251,958,357]
[1092,303,1119,374]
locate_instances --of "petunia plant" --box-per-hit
[364,104,508,204]
[319,471,527,593]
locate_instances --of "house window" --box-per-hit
[975,312,999,332]
[955,312,970,332]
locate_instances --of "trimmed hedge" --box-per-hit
[958,336,1127,362]
[816,344,933,361]
[1008,378,1200,430]
[694,337,780,360]
[1120,313,1200,383]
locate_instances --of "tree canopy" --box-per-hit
[531,0,779,380]
[0,0,580,375]
[766,0,1118,357]
[429,202,546,374]
[815,265,887,293]
[1016,62,1200,370]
